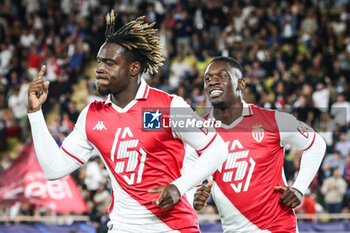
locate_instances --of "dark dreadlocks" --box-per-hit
[104,10,164,75]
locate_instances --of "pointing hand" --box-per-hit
[28,66,50,113]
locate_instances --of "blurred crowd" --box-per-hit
[1,0,350,228]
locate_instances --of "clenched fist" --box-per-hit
[27,66,50,113]
[193,181,213,211]
[275,185,303,208]
[148,184,181,209]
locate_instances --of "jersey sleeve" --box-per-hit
[182,144,200,208]
[181,144,214,183]
[170,96,217,151]
[28,108,89,180]
[181,144,200,174]
[275,111,326,194]
[60,104,94,165]
[170,96,228,196]
[275,111,316,150]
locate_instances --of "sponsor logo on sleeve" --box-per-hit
[297,123,310,139]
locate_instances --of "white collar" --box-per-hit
[209,101,253,119]
[208,101,254,129]
[104,78,150,105]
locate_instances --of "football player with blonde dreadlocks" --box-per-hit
[27,10,228,232]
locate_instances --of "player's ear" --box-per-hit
[237,78,246,90]
[130,62,141,77]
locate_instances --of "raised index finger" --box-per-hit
[207,181,213,189]
[36,65,46,80]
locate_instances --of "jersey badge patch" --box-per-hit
[252,123,264,143]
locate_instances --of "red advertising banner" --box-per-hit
[0,142,87,213]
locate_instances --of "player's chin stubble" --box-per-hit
[211,100,226,109]
[97,86,111,97]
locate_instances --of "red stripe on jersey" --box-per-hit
[303,133,316,151]
[197,133,217,152]
[248,105,252,115]
[142,84,149,99]
[61,147,84,165]
[109,189,114,214]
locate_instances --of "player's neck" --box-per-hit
[213,100,243,125]
[111,80,140,108]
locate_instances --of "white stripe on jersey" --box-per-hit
[212,182,271,233]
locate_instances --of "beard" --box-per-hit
[211,100,226,109]
[97,86,111,97]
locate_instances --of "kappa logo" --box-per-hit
[252,123,264,143]
[93,121,107,130]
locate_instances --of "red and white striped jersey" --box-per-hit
[191,103,316,233]
[60,79,218,232]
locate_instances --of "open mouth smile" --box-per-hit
[209,89,224,98]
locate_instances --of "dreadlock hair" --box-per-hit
[104,10,164,75]
[209,56,244,79]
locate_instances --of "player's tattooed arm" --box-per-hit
[275,185,303,208]
[193,181,213,211]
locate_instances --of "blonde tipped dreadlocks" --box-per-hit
[105,10,164,75]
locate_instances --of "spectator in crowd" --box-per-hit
[312,80,331,113]
[93,184,110,207]
[169,54,191,89]
[321,169,347,214]
[331,94,350,128]
[174,10,192,56]
[0,43,13,76]
[84,156,107,198]
[19,28,35,48]
[335,133,350,158]
[27,45,42,80]
[322,151,345,178]
[300,9,318,48]
[7,83,30,142]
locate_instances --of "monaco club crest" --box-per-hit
[252,123,264,143]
